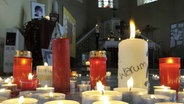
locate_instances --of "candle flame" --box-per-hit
[0,88,5,92]
[18,96,24,104]
[101,96,110,104]
[28,73,33,80]
[150,95,156,99]
[44,62,48,66]
[49,92,54,97]
[21,59,26,65]
[96,81,104,94]
[129,19,136,39]
[127,77,134,91]
[58,102,63,104]
[44,85,48,89]
[167,58,173,64]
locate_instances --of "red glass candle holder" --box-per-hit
[159,57,180,91]
[20,78,38,91]
[13,50,32,88]
[89,50,107,89]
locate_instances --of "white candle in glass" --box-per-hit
[154,89,176,102]
[38,92,65,104]
[82,81,122,104]
[36,85,54,93]
[36,62,52,87]
[44,100,79,104]
[93,100,128,104]
[1,96,38,104]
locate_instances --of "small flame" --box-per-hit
[96,81,104,94]
[101,96,110,104]
[167,58,173,64]
[44,85,48,89]
[28,73,33,80]
[58,102,63,104]
[18,96,24,104]
[49,92,54,97]
[0,88,5,92]
[150,95,156,99]
[129,19,136,39]
[44,62,48,66]
[127,77,134,91]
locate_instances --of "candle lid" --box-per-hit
[90,50,106,58]
[14,50,32,58]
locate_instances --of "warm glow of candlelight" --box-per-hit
[28,73,33,80]
[44,62,48,66]
[96,81,104,94]
[167,58,173,64]
[49,92,54,97]
[129,19,136,39]
[18,96,24,104]
[8,82,12,85]
[0,88,5,92]
[101,96,110,104]
[58,102,63,104]
[127,77,134,91]
[150,95,156,99]
[21,59,27,65]
[44,85,48,88]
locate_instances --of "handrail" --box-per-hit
[76,27,96,46]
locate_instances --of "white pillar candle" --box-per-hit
[36,63,52,87]
[1,97,38,104]
[154,89,176,102]
[36,85,54,93]
[44,100,79,104]
[118,20,148,88]
[38,92,65,104]
[114,87,147,104]
[82,90,122,104]
[93,100,128,104]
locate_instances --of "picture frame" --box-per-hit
[41,49,52,66]
[31,2,45,19]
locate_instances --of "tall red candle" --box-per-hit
[52,38,70,93]
[13,50,32,88]
[159,57,180,91]
[89,50,107,89]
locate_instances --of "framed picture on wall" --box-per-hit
[31,2,45,19]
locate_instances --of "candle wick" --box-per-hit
[129,87,131,92]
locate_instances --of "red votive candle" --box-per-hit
[89,50,107,89]
[159,57,180,91]
[20,73,38,91]
[52,38,71,93]
[13,50,32,88]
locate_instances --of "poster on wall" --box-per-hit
[170,22,184,48]
[31,2,45,19]
[63,6,76,57]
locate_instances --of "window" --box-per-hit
[98,0,114,8]
[137,0,158,6]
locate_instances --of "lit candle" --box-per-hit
[114,77,147,104]
[0,88,11,98]
[1,82,17,92]
[78,84,91,92]
[93,100,128,104]
[36,62,52,87]
[82,81,122,104]
[38,92,65,104]
[44,100,80,104]
[36,85,54,93]
[118,19,148,88]
[89,50,107,89]
[159,57,180,91]
[20,73,38,91]
[13,50,32,88]
[1,96,38,104]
